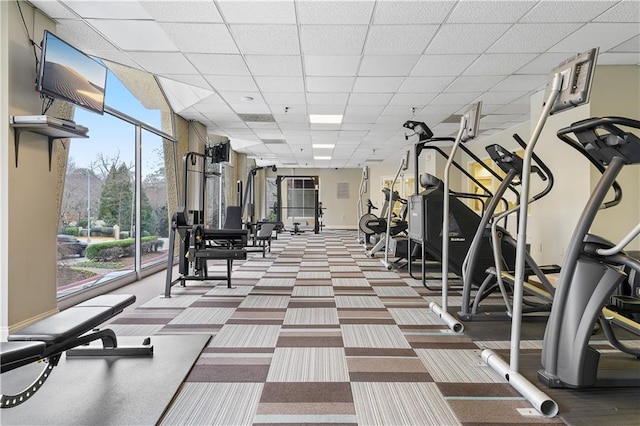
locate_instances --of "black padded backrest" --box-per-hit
[1,341,46,371]
[420,173,443,190]
[75,294,135,314]
[223,206,243,229]
[257,223,276,238]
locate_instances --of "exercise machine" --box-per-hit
[164,149,248,297]
[459,138,559,321]
[483,48,600,418]
[538,116,640,389]
[356,166,369,244]
[361,188,407,258]
[1,294,152,408]
[405,121,514,289]
[380,151,410,269]
[275,175,320,234]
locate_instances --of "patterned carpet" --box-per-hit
[106,230,634,425]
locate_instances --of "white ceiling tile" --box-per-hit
[474,91,529,104]
[30,1,79,19]
[549,23,640,53]
[307,93,350,105]
[411,54,479,76]
[345,105,386,116]
[247,122,279,130]
[217,0,296,23]
[186,54,250,75]
[389,93,437,106]
[447,1,537,23]
[463,53,538,76]
[245,55,303,76]
[92,51,141,69]
[597,52,640,65]
[447,76,505,93]
[128,52,198,74]
[310,123,342,131]
[218,91,265,104]
[300,26,368,55]
[353,77,405,92]
[304,56,361,76]
[487,23,582,53]
[205,75,259,92]
[595,1,640,23]
[263,93,307,105]
[339,130,369,138]
[195,103,235,114]
[160,23,238,54]
[275,114,310,123]
[491,75,547,92]
[420,104,462,115]
[341,123,374,131]
[358,55,420,76]
[307,105,346,115]
[342,115,378,124]
[88,19,178,51]
[348,93,394,105]
[521,1,618,23]
[63,1,152,19]
[230,25,300,55]
[399,76,456,93]
[515,52,575,74]
[254,76,305,93]
[364,25,439,55]
[373,1,454,24]
[426,24,511,54]
[230,103,273,115]
[56,20,114,51]
[216,120,248,128]
[492,103,531,115]
[158,76,215,112]
[178,107,205,121]
[481,114,524,124]
[431,92,482,105]
[141,1,223,22]
[271,104,308,114]
[382,105,421,116]
[296,1,375,24]
[161,74,212,90]
[306,77,355,92]
[611,35,640,52]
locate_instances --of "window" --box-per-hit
[56,66,175,298]
[286,178,316,218]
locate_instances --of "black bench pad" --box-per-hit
[7,294,136,345]
[0,341,46,370]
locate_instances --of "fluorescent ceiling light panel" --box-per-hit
[312,144,335,149]
[309,114,343,124]
[314,156,332,160]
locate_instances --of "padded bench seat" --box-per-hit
[8,294,135,345]
[0,341,46,373]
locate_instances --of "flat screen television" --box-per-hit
[206,142,230,163]
[37,30,107,115]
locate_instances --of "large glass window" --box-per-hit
[56,67,175,298]
[286,178,316,218]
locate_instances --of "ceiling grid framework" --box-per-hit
[29,0,640,168]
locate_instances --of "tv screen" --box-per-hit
[37,30,107,115]
[206,143,230,163]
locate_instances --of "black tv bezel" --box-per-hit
[36,30,108,115]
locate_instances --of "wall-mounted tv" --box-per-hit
[37,30,107,115]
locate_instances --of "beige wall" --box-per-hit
[1,0,10,338]
[6,3,60,330]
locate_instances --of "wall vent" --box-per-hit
[238,113,275,123]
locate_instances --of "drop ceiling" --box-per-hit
[29,0,640,168]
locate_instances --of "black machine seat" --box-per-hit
[420,173,443,190]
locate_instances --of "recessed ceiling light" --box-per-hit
[309,114,343,124]
[312,144,335,149]
[314,156,332,160]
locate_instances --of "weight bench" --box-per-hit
[1,294,152,408]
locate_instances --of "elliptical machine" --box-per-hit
[538,116,640,389]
